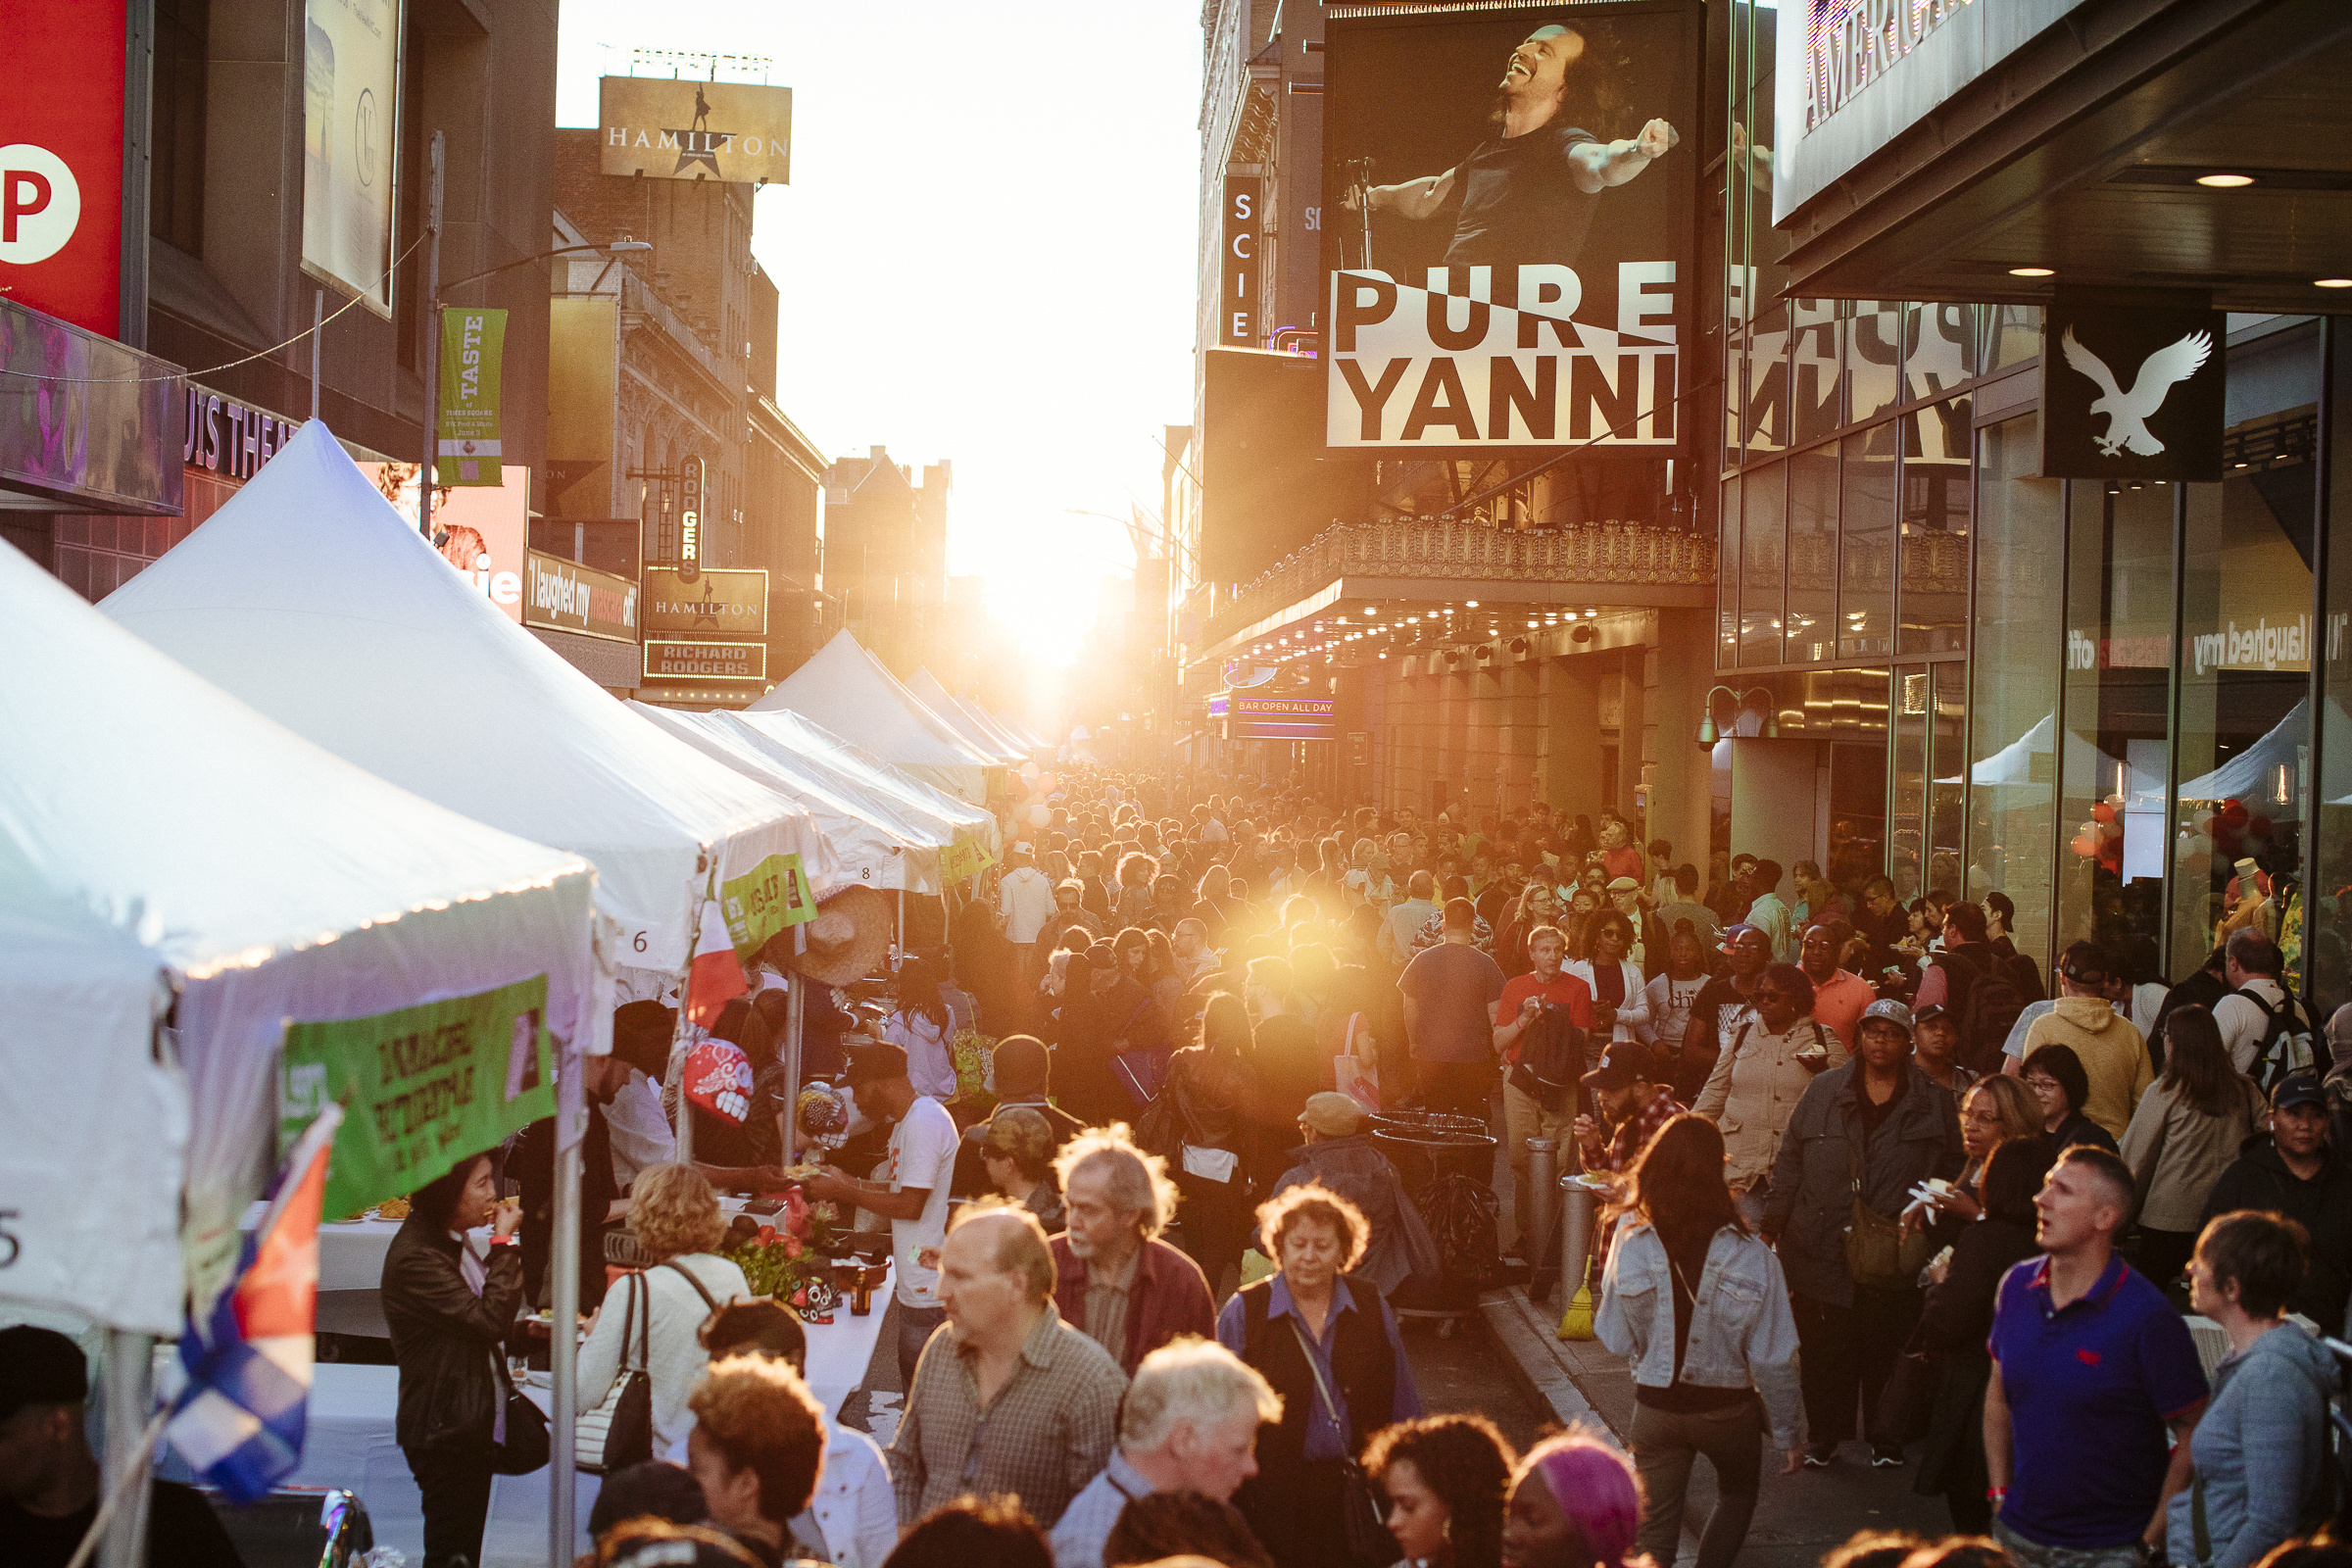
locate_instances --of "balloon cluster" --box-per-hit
[2070,793,2128,870]
[1014,760,1061,833]
[2173,797,2271,885]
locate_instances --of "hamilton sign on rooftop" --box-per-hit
[599,77,793,184]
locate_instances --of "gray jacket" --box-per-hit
[1596,1221,1806,1450]
[1765,1061,1962,1305]
[1264,1136,1441,1296]
[2167,1322,2336,1568]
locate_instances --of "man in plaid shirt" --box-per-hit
[1574,1045,1686,1180]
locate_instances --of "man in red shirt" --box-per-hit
[1799,919,1880,1051]
[1493,924,1594,1260]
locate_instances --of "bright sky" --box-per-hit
[554,4,1201,669]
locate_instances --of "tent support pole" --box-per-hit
[783,924,807,1154]
[97,1330,154,1568]
[550,1135,581,1565]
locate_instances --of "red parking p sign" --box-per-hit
[0,4,125,336]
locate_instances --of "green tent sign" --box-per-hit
[280,975,555,1219]
[437,307,507,486]
[719,852,819,962]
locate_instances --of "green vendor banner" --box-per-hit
[719,851,820,963]
[279,974,555,1220]
[437,306,507,486]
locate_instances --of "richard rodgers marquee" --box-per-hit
[1323,1,1699,452]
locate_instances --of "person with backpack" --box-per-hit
[1692,963,1847,1228]
[1494,924,1595,1260]
[2210,931,2314,1093]
[1910,903,2031,1077]
[2013,942,2154,1140]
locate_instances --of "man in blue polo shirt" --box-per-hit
[1984,1145,2208,1568]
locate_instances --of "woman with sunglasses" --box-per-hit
[1692,962,1845,1229]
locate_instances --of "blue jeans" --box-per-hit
[896,1302,948,1388]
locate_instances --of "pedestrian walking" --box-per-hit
[1218,1183,1423,1568]
[2168,1211,2335,1568]
[1499,1433,1642,1568]
[1397,899,1507,1119]
[1763,999,1962,1469]
[1984,1146,2209,1568]
[1051,1128,1219,1374]
[2117,1004,2267,1294]
[1362,1415,1518,1568]
[1693,962,1846,1229]
[1596,1114,1805,1568]
[2199,1069,2352,1335]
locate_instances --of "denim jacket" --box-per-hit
[1595,1220,1807,1451]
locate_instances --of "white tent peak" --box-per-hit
[749,630,995,800]
[907,667,1023,761]
[99,417,833,970]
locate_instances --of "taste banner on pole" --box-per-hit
[278,975,556,1219]
[437,307,507,485]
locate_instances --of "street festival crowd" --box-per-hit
[14,772,2352,1568]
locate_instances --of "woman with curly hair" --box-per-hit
[1363,1415,1518,1568]
[1216,1183,1424,1568]
[1500,1431,1642,1568]
[576,1163,750,1462]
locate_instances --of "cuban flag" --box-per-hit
[685,895,750,1028]
[167,1105,342,1503]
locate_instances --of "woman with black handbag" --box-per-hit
[1216,1181,1424,1568]
[381,1150,530,1568]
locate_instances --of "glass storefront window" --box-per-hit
[1790,299,1841,447]
[1839,425,1896,659]
[1898,400,1972,656]
[1892,663,1929,902]
[1904,303,1975,402]
[1787,444,1838,664]
[1719,477,1741,666]
[2169,318,2319,989]
[1967,415,2063,977]
[2314,318,2352,1021]
[1846,302,1903,425]
[1741,461,1787,665]
[1931,662,1966,898]
[1982,306,2042,373]
[2056,485,2174,961]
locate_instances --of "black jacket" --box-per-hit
[382,1211,525,1451]
[1909,1213,2041,1495]
[2201,1137,2352,1332]
[1766,1061,1963,1307]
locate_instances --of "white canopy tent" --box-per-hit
[1,545,599,1334]
[953,695,1037,759]
[750,630,994,802]
[992,709,1050,752]
[2172,695,2352,805]
[629,702,949,893]
[736,707,1000,862]
[102,420,836,975]
[1948,713,2127,788]
[907,667,1024,762]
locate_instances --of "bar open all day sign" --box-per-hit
[279,975,555,1218]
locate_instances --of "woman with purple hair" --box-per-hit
[1500,1432,1644,1568]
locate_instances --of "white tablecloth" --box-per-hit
[282,1295,890,1567]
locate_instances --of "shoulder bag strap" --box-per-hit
[663,1258,724,1314]
[1286,1312,1348,1437]
[2192,1470,2212,1566]
[635,1271,652,1373]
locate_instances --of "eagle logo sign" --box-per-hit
[2060,325,2214,458]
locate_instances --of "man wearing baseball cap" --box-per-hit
[802,1042,961,1384]
[1574,1044,1684,1182]
[2199,1068,2352,1333]
[1261,1094,1440,1298]
[0,1325,245,1567]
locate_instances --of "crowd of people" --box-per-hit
[23,770,2352,1568]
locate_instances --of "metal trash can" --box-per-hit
[1371,1110,1497,1198]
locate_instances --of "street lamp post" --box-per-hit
[414,140,649,538]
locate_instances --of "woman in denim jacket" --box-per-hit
[1596,1114,1805,1568]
